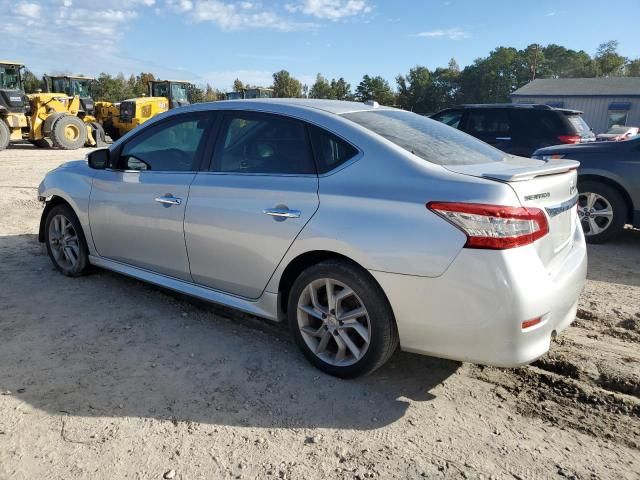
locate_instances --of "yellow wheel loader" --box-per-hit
[0,61,103,151]
[95,80,190,139]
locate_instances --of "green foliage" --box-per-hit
[233,78,244,92]
[22,69,44,93]
[355,75,395,105]
[272,70,303,98]
[595,40,627,77]
[309,73,334,99]
[627,59,640,77]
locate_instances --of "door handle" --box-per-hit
[155,195,182,206]
[496,137,512,141]
[263,207,301,218]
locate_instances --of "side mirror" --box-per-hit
[87,148,110,169]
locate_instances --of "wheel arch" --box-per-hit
[578,174,634,223]
[38,195,75,242]
[276,250,393,319]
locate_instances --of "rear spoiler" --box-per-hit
[480,160,580,182]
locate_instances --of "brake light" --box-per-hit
[557,135,581,144]
[427,202,549,250]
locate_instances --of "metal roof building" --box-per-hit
[511,77,640,133]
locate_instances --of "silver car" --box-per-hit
[38,99,587,378]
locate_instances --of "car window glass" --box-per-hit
[465,110,510,135]
[432,110,463,128]
[309,126,358,173]
[343,110,505,165]
[120,113,211,171]
[212,113,315,174]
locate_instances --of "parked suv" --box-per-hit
[431,104,595,157]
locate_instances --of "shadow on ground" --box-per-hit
[0,233,459,430]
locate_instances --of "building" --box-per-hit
[510,77,640,134]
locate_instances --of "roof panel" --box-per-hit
[511,78,640,97]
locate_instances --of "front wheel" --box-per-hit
[287,260,398,378]
[50,115,88,150]
[578,180,628,244]
[0,119,10,151]
[44,204,91,276]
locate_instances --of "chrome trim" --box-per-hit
[154,196,182,206]
[263,208,301,218]
[545,195,578,218]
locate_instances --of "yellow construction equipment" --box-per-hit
[95,80,190,139]
[0,61,103,150]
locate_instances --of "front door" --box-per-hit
[89,112,213,280]
[184,111,320,299]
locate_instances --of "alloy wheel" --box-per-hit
[578,192,614,236]
[297,278,371,367]
[48,214,81,271]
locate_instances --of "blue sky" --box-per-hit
[2,0,639,92]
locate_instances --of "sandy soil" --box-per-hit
[0,144,638,480]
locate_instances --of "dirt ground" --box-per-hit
[0,144,638,480]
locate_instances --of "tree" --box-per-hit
[233,78,244,92]
[187,83,205,103]
[331,77,352,100]
[627,59,640,77]
[595,41,627,77]
[271,70,302,98]
[22,69,43,93]
[355,75,395,105]
[309,73,334,99]
[541,45,596,78]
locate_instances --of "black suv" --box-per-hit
[430,104,595,157]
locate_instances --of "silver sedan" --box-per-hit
[38,99,587,378]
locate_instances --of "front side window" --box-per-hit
[152,83,169,98]
[212,113,315,174]
[119,113,212,171]
[343,110,505,166]
[171,83,188,102]
[0,66,21,90]
[431,110,463,129]
[71,79,91,97]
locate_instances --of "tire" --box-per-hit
[287,260,399,378]
[0,119,10,151]
[578,180,628,244]
[50,115,88,150]
[44,204,91,277]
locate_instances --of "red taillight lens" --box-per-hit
[427,202,549,250]
[557,135,581,144]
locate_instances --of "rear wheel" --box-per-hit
[578,180,628,244]
[44,204,90,276]
[50,115,88,150]
[287,260,398,378]
[0,119,10,151]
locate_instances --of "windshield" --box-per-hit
[0,65,21,90]
[171,83,188,102]
[342,109,505,166]
[70,79,91,97]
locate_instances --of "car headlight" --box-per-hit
[532,154,566,161]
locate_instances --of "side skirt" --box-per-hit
[88,255,280,321]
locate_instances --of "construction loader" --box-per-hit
[0,61,104,151]
[95,80,190,139]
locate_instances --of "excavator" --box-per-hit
[94,79,190,139]
[0,61,104,151]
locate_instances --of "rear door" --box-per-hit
[184,111,320,299]
[462,108,515,154]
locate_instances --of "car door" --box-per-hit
[89,111,214,280]
[462,108,515,154]
[184,111,320,299]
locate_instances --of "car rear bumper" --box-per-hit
[370,224,587,367]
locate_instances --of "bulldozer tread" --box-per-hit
[0,120,10,151]
[50,115,88,150]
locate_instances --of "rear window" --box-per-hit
[566,114,591,134]
[343,110,505,165]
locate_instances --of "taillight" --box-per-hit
[427,202,549,250]
[557,135,581,144]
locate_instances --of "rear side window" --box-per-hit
[309,126,358,173]
[212,113,315,174]
[343,110,505,165]
[465,109,510,135]
[431,110,463,128]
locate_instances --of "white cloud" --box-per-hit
[16,2,41,17]
[411,28,470,40]
[285,0,372,20]
[546,10,557,16]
